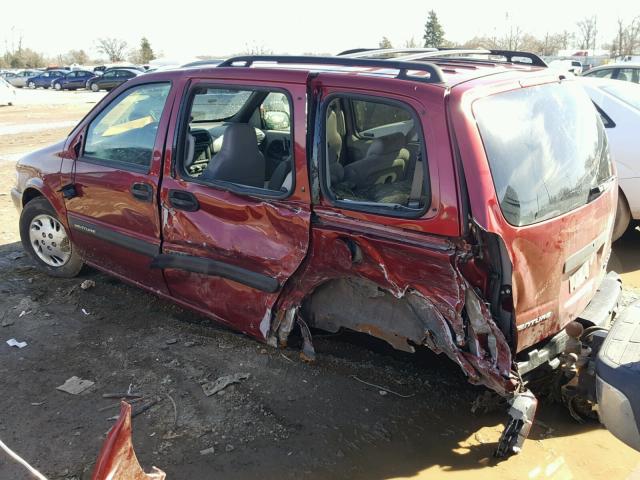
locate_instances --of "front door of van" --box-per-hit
[157,76,311,340]
[63,81,175,292]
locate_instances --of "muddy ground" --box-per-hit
[1,91,639,480]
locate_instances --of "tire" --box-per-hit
[612,190,631,242]
[90,82,99,92]
[28,81,35,89]
[19,197,83,278]
[54,82,61,90]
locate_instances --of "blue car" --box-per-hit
[27,70,66,89]
[51,70,96,90]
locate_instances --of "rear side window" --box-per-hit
[474,81,612,226]
[322,95,429,216]
[84,83,171,170]
[352,99,413,135]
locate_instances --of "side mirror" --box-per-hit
[263,110,290,130]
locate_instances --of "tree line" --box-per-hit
[0,37,156,69]
[383,11,640,57]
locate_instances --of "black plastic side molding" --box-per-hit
[150,253,280,293]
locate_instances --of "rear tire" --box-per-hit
[612,190,631,242]
[19,197,83,278]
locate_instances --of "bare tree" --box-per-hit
[576,16,598,50]
[403,37,419,48]
[498,25,523,50]
[96,38,128,62]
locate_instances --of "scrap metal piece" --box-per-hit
[202,373,250,397]
[296,316,316,362]
[495,389,538,457]
[92,402,165,480]
[57,376,94,395]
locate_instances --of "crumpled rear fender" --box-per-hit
[272,226,518,396]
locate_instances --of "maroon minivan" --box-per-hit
[11,50,640,456]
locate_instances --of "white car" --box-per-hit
[549,59,583,75]
[579,77,640,240]
[0,77,16,106]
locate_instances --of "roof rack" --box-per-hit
[337,47,547,67]
[218,55,444,84]
[338,48,438,58]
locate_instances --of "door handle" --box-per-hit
[168,189,199,212]
[130,182,153,202]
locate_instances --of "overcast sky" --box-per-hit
[2,0,639,60]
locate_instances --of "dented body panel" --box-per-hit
[12,62,617,408]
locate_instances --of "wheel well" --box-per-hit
[22,188,43,207]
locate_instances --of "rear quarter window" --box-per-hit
[473,81,612,226]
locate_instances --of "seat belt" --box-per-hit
[407,156,424,209]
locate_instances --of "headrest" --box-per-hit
[367,133,407,156]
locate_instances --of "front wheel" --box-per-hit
[90,83,99,92]
[19,197,83,278]
[54,82,62,90]
[28,81,36,89]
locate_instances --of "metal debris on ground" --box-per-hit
[199,447,215,455]
[202,373,250,397]
[81,308,90,315]
[350,375,415,398]
[0,437,48,480]
[6,338,27,349]
[80,280,96,290]
[56,376,95,395]
[165,338,178,345]
[93,402,166,479]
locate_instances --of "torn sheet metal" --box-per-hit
[92,402,165,480]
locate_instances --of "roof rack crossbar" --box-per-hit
[336,47,547,67]
[487,50,547,67]
[217,55,444,84]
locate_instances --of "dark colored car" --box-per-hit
[86,68,140,92]
[10,50,639,456]
[27,70,66,89]
[51,70,96,90]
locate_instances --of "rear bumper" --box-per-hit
[517,272,621,375]
[596,300,640,451]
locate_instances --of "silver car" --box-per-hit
[3,70,41,88]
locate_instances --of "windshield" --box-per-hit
[474,81,612,226]
[601,81,640,111]
[191,88,253,121]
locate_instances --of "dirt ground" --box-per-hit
[1,91,639,480]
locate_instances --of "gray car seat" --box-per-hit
[343,133,409,188]
[200,123,265,187]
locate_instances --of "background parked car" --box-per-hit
[51,70,96,90]
[27,70,66,89]
[579,77,640,240]
[0,77,16,106]
[549,59,583,74]
[3,70,41,88]
[86,68,140,91]
[582,63,640,83]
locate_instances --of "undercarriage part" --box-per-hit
[495,389,538,457]
[296,315,316,362]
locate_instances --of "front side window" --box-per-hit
[323,95,428,215]
[84,83,171,169]
[617,68,639,83]
[181,86,293,194]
